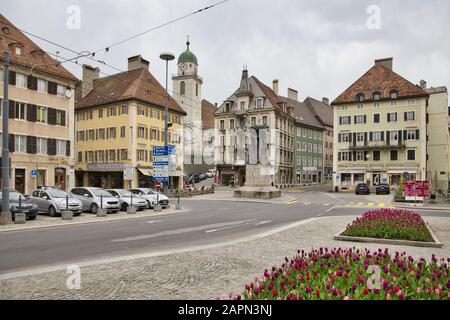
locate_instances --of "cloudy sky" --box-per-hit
[3,0,450,105]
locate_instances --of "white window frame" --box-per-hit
[36,137,47,154]
[15,135,27,153]
[56,140,66,156]
[405,111,415,121]
[37,78,47,93]
[57,84,65,97]
[16,73,27,88]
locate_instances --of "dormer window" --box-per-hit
[256,98,263,109]
[283,104,287,113]
[373,92,381,101]
[225,102,231,112]
[240,101,246,110]
[15,47,22,56]
[390,90,399,100]
[356,93,365,103]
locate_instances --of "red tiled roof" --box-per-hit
[332,63,428,105]
[201,99,216,129]
[75,67,186,115]
[0,14,78,82]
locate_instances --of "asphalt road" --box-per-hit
[0,192,446,274]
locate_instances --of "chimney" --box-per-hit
[128,55,150,71]
[375,57,393,71]
[420,80,427,89]
[82,64,100,98]
[322,97,330,105]
[287,88,298,101]
[214,103,218,108]
[272,79,279,95]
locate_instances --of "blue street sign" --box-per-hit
[31,170,37,178]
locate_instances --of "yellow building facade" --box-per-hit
[75,57,186,190]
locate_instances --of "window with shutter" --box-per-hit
[9,100,15,119]
[9,134,15,152]
[47,108,57,125]
[9,71,16,85]
[66,140,71,157]
[27,104,37,122]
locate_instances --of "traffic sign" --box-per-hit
[123,165,134,181]
[31,170,37,178]
[153,146,176,182]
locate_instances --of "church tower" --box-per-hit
[172,37,204,169]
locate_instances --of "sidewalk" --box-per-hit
[393,201,450,212]
[1,215,448,299]
[183,190,297,205]
[0,207,187,233]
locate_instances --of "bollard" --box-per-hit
[62,195,73,220]
[100,195,103,209]
[176,190,182,211]
[15,196,26,224]
[154,191,162,212]
[97,194,107,217]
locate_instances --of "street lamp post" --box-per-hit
[1,48,12,225]
[159,52,175,196]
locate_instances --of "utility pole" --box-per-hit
[1,47,12,225]
[159,52,175,196]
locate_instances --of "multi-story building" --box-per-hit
[278,91,325,185]
[304,97,334,181]
[332,58,429,191]
[214,70,295,187]
[448,105,450,189]
[74,55,186,190]
[422,84,449,190]
[0,14,78,195]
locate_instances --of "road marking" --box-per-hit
[320,192,346,204]
[378,203,385,207]
[255,220,272,226]
[348,202,355,205]
[357,202,365,206]
[111,220,255,243]
[143,220,163,224]
[287,200,298,205]
[0,218,321,281]
[367,203,375,207]
[303,202,313,206]
[324,203,332,206]
[317,206,337,217]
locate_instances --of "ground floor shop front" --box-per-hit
[76,166,182,191]
[0,157,75,195]
[334,167,424,191]
[295,167,323,185]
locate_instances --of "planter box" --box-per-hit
[14,213,26,224]
[61,211,73,220]
[334,223,442,248]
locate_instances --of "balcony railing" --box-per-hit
[347,141,406,150]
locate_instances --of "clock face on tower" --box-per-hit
[179,63,186,72]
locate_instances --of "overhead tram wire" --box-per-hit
[91,0,230,55]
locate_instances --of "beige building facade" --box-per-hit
[332,58,429,190]
[423,85,449,190]
[1,14,78,195]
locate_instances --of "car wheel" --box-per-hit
[90,203,98,215]
[74,212,82,217]
[121,203,128,212]
[27,216,37,221]
[49,205,58,217]
[147,201,154,209]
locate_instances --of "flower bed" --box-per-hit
[342,209,433,242]
[235,248,449,300]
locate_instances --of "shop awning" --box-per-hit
[138,168,153,176]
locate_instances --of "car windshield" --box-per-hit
[92,189,114,197]
[140,188,154,195]
[0,192,25,202]
[47,189,71,198]
[117,190,133,197]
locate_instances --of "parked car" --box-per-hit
[30,188,83,217]
[129,188,170,209]
[70,187,120,214]
[375,184,390,195]
[200,173,208,181]
[0,191,38,221]
[355,183,370,195]
[192,175,201,183]
[106,189,148,211]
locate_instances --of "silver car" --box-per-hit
[106,189,148,211]
[30,188,83,217]
[70,187,120,214]
[129,188,170,209]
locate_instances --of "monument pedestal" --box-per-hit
[234,165,281,199]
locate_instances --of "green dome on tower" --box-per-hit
[178,37,198,65]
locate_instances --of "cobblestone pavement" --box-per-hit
[1,216,449,300]
[0,207,185,233]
